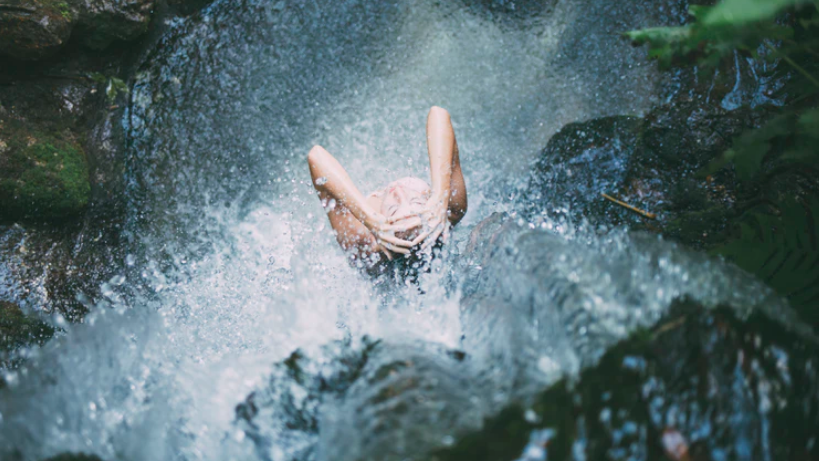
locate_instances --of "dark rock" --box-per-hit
[0,118,90,221]
[41,453,104,461]
[434,298,819,461]
[0,300,53,353]
[72,0,155,49]
[524,99,776,247]
[0,299,54,382]
[237,339,486,461]
[0,0,74,60]
[525,116,642,225]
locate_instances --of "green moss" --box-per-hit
[0,121,90,221]
[57,1,71,20]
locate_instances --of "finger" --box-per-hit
[378,233,415,248]
[383,242,410,254]
[387,217,423,232]
[421,225,445,251]
[386,213,419,224]
[380,248,393,261]
[411,229,433,247]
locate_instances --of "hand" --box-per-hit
[365,213,419,258]
[389,194,450,252]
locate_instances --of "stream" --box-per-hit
[1,0,814,460]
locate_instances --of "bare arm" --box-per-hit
[427,106,467,225]
[307,145,413,259]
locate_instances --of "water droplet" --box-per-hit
[125,254,136,266]
[315,176,328,186]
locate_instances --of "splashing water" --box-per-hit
[0,0,801,460]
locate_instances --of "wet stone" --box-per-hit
[236,339,486,461]
[0,300,54,378]
[39,453,104,461]
[524,98,777,247]
[0,300,53,353]
[0,0,74,60]
[433,298,819,461]
[72,0,155,49]
[524,116,643,225]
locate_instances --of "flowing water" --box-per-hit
[0,0,810,460]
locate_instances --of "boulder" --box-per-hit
[0,119,90,221]
[434,298,819,461]
[41,454,104,461]
[0,300,53,354]
[236,339,484,461]
[0,0,74,60]
[72,0,155,49]
[524,100,774,247]
[525,116,642,225]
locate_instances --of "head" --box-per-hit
[379,177,431,217]
[375,177,431,241]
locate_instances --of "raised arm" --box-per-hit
[307,145,414,259]
[427,106,467,225]
[398,107,468,250]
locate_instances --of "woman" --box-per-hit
[307,106,467,266]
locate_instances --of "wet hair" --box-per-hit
[374,176,431,241]
[379,177,431,215]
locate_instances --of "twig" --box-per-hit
[601,193,657,219]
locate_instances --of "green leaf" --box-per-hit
[704,0,809,26]
[702,114,793,179]
[713,197,819,321]
[799,108,819,136]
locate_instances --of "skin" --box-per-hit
[307,106,467,263]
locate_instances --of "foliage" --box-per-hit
[703,108,819,179]
[629,0,819,324]
[713,197,819,322]
[628,0,819,180]
[89,73,129,103]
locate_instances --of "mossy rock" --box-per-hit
[0,120,90,221]
[0,0,75,60]
[0,300,54,353]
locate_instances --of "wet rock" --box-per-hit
[525,116,642,225]
[0,0,74,60]
[40,453,104,461]
[72,0,155,49]
[0,300,53,354]
[434,298,819,461]
[524,99,775,247]
[0,118,90,221]
[237,339,486,461]
[0,300,54,381]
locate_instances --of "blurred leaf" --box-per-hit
[713,197,819,317]
[703,113,793,179]
[799,108,819,135]
[704,0,810,26]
